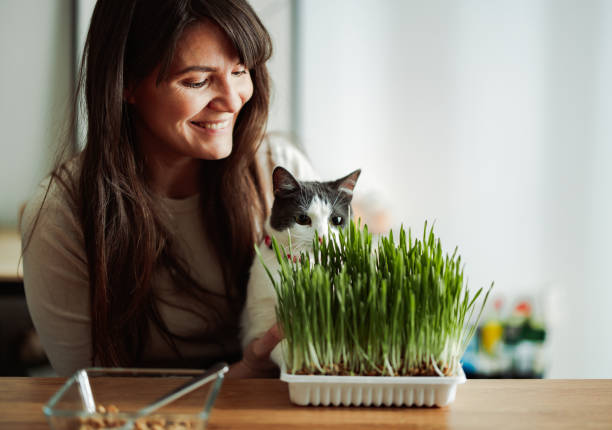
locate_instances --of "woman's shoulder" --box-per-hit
[259,132,319,181]
[20,156,82,245]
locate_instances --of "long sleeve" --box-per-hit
[20,178,93,376]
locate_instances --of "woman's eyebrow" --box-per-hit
[174,65,216,75]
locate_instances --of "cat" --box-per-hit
[240,166,361,369]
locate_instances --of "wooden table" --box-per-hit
[1,378,611,429]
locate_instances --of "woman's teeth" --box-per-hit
[192,120,230,130]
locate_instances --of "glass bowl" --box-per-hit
[43,366,227,430]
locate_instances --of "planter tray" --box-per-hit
[280,365,466,407]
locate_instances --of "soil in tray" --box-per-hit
[291,361,453,377]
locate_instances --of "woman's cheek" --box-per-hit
[171,94,206,118]
[242,80,254,104]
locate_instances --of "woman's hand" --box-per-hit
[226,324,283,378]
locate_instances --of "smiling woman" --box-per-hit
[126,19,255,197]
[19,0,313,378]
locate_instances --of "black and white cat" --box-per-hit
[240,166,361,368]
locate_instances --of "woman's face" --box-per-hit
[127,20,254,163]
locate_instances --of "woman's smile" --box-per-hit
[189,119,232,133]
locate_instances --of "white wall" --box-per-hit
[0,0,73,227]
[297,0,612,378]
[250,0,294,134]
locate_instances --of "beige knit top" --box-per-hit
[20,136,318,376]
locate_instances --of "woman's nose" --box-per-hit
[208,78,243,113]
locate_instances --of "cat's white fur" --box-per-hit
[241,196,337,368]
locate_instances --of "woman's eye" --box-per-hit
[183,80,208,89]
[295,214,312,226]
[331,216,344,226]
[232,70,248,77]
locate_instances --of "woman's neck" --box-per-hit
[146,155,201,199]
[133,121,201,200]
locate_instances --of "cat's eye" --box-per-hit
[295,214,312,226]
[331,216,344,226]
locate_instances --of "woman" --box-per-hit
[21,0,315,377]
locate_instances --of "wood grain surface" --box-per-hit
[1,377,611,429]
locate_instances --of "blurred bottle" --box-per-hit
[481,299,504,356]
[504,299,547,378]
[477,298,511,376]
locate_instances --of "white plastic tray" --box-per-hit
[280,366,466,407]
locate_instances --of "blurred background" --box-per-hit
[1,0,610,378]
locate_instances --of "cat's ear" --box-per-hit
[333,169,361,197]
[273,166,301,196]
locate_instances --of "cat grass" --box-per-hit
[259,220,493,377]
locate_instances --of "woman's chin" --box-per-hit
[197,141,233,160]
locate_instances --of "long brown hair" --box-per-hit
[55,0,272,366]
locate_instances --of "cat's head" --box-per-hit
[267,166,361,252]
